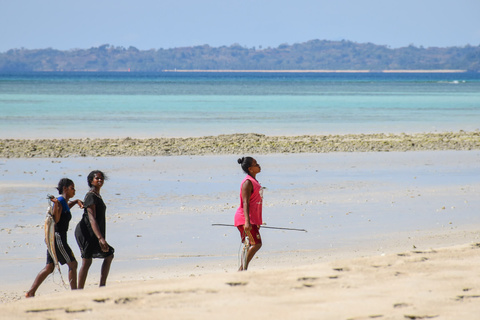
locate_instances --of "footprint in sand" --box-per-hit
[333,267,349,272]
[297,277,319,288]
[115,297,138,304]
[455,294,480,301]
[347,314,383,320]
[411,249,436,254]
[225,282,248,287]
[393,302,410,308]
[65,308,92,314]
[297,277,319,281]
[404,315,439,319]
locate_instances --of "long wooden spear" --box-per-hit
[211,223,307,232]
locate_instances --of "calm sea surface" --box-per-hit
[1,72,479,138]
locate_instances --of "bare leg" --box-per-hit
[99,254,114,287]
[239,243,262,271]
[25,263,55,298]
[77,258,92,289]
[67,260,78,290]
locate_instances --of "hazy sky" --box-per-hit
[1,0,479,52]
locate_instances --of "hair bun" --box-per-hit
[237,157,244,164]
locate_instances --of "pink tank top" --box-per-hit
[234,175,263,226]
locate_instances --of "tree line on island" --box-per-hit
[1,39,479,72]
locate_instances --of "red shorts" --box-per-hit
[237,225,262,245]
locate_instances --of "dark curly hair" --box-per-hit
[56,178,74,194]
[87,170,108,188]
[237,157,254,174]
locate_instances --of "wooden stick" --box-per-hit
[212,223,307,232]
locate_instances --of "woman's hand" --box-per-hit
[98,238,110,252]
[68,199,84,209]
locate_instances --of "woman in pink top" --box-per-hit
[234,156,263,271]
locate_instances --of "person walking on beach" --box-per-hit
[234,157,263,271]
[26,178,83,297]
[75,170,114,289]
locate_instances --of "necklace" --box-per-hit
[89,189,102,199]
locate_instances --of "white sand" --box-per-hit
[2,244,480,319]
[1,151,480,318]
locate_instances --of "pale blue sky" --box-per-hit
[1,0,479,52]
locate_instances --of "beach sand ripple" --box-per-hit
[1,243,480,319]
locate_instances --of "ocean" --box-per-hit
[1,72,479,139]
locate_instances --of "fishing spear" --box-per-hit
[211,223,307,232]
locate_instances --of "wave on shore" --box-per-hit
[1,131,479,158]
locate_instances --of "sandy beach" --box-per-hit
[2,243,480,319]
[1,147,480,319]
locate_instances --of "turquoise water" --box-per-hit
[1,72,479,138]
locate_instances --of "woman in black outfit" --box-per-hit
[75,170,114,289]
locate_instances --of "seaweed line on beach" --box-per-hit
[0,131,479,158]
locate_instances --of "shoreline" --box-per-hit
[15,69,470,73]
[0,131,479,158]
[162,69,469,73]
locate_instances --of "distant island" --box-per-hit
[1,39,479,72]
